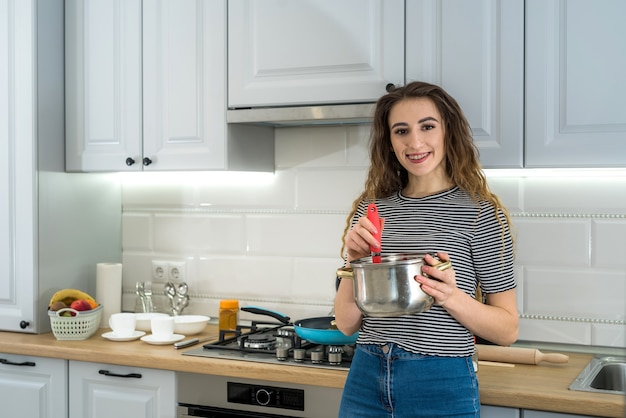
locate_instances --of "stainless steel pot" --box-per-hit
[346,254,452,317]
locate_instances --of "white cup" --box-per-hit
[109,313,136,337]
[150,316,174,341]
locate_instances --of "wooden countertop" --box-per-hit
[1,327,624,417]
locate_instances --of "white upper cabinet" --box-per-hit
[66,0,272,172]
[525,0,626,167]
[65,0,143,171]
[142,0,230,171]
[405,0,525,168]
[228,0,404,108]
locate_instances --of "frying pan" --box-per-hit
[293,316,358,345]
[241,306,359,346]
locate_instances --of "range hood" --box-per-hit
[227,103,375,127]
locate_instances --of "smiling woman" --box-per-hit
[334,81,518,418]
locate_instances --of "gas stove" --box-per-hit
[182,321,354,370]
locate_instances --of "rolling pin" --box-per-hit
[477,344,569,365]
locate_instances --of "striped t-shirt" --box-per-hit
[352,187,516,357]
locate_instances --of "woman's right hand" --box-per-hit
[345,216,384,262]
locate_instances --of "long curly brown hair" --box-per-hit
[340,81,513,258]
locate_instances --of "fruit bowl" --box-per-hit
[49,305,103,340]
[134,312,170,332]
[173,315,210,335]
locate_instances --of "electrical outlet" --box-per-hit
[169,261,186,282]
[152,260,169,281]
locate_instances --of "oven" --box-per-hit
[177,318,350,417]
[177,373,342,417]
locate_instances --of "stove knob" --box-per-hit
[311,350,324,364]
[329,350,343,365]
[255,388,273,406]
[328,345,344,365]
[293,348,306,362]
[276,347,289,361]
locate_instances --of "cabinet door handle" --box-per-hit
[98,369,142,379]
[142,157,152,166]
[125,157,136,166]
[0,358,36,367]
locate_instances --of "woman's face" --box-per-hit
[388,97,448,187]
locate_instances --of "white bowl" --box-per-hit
[173,315,210,335]
[134,312,169,332]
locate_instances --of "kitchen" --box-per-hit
[1,0,625,417]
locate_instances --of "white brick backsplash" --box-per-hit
[346,125,371,166]
[153,213,246,253]
[524,268,626,319]
[195,170,296,208]
[514,218,591,266]
[122,213,152,251]
[296,168,367,210]
[120,125,626,349]
[292,258,344,302]
[514,266,524,315]
[196,255,293,299]
[592,323,626,347]
[275,126,349,168]
[246,213,346,258]
[485,177,523,212]
[122,179,197,207]
[518,318,591,345]
[523,177,626,213]
[592,219,626,268]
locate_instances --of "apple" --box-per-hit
[70,299,92,312]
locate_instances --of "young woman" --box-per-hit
[334,81,518,417]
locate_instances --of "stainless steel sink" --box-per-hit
[569,356,626,395]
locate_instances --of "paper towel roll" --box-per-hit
[96,263,123,328]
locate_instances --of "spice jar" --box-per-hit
[219,299,239,331]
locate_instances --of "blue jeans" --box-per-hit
[339,344,479,418]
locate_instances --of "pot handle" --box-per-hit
[336,267,354,279]
[431,260,452,271]
[241,306,290,324]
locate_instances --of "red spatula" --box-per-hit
[367,203,382,263]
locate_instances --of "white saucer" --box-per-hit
[102,331,145,342]
[140,334,185,345]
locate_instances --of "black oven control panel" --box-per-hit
[227,382,305,411]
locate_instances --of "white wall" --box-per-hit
[120,125,626,349]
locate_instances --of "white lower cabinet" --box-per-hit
[481,406,595,418]
[0,353,68,418]
[481,405,520,417]
[69,360,176,418]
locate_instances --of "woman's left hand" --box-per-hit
[415,252,458,307]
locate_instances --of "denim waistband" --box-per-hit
[357,342,470,360]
